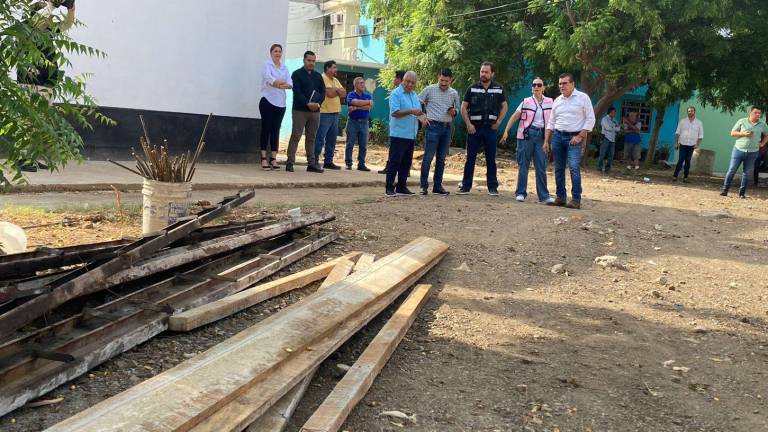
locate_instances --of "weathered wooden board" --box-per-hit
[46,237,448,432]
[300,284,434,432]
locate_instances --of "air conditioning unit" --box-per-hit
[350,25,359,36]
[330,12,344,25]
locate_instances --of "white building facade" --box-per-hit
[67,0,290,162]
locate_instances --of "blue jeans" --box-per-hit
[420,124,451,190]
[551,131,583,202]
[515,127,550,201]
[345,119,369,166]
[674,145,695,178]
[461,127,498,191]
[386,137,415,190]
[722,148,758,195]
[314,112,339,165]
[597,137,615,172]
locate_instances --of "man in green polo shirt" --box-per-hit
[720,106,768,198]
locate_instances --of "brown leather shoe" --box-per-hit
[548,198,566,207]
[565,201,581,209]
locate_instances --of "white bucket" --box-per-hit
[0,222,27,254]
[141,179,192,234]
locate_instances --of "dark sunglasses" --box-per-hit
[532,83,544,87]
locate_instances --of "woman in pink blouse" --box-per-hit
[260,44,292,169]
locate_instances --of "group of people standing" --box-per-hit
[259,47,374,173]
[381,64,595,209]
[259,45,767,207]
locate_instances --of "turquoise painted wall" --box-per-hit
[682,97,749,174]
[357,16,386,64]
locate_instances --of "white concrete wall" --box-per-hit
[67,0,289,119]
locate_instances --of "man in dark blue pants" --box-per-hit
[385,71,423,196]
[457,62,508,196]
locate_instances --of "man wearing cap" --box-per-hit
[543,72,596,209]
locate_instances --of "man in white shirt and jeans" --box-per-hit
[673,106,704,182]
[544,72,596,209]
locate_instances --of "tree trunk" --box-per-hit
[646,107,666,166]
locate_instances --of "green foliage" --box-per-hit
[0,0,112,186]
[365,0,766,117]
[369,118,389,146]
[364,0,527,93]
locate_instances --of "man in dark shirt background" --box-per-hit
[286,50,326,173]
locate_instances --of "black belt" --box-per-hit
[528,125,544,131]
[428,120,452,128]
[555,130,580,136]
[348,118,368,122]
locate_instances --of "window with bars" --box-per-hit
[373,17,384,36]
[336,71,365,94]
[621,100,651,133]
[323,15,333,45]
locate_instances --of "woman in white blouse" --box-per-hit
[260,44,292,169]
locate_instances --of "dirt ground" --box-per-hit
[1,161,767,432]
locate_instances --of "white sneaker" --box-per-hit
[626,165,633,170]
[634,165,640,170]
[542,197,555,204]
[515,194,525,202]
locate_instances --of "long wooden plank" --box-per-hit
[189,258,433,432]
[168,253,362,332]
[46,237,448,432]
[300,284,434,432]
[245,257,359,432]
[0,191,256,337]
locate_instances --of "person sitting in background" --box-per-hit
[345,77,373,171]
[623,111,642,170]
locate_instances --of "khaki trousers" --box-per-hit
[287,110,320,165]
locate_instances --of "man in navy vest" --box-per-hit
[458,62,508,196]
[501,77,555,204]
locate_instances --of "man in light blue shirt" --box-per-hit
[386,71,423,197]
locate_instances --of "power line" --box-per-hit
[287,0,564,46]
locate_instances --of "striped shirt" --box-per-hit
[419,84,461,123]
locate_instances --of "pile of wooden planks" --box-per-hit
[45,237,449,432]
[0,191,343,418]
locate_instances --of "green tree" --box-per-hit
[366,0,764,120]
[364,1,528,91]
[0,0,111,186]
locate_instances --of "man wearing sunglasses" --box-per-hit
[501,77,555,204]
[543,73,596,209]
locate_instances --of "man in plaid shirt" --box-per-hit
[418,68,461,195]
